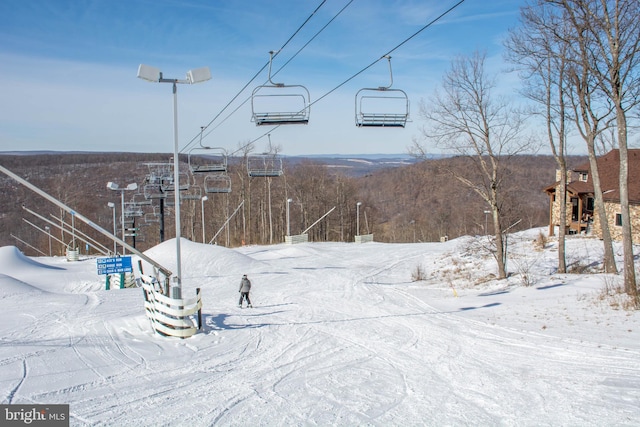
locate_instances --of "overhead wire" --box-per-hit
[205,0,356,157]
[238,0,467,152]
[179,0,328,154]
[182,0,467,158]
[310,0,467,111]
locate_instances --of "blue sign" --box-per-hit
[97,256,133,275]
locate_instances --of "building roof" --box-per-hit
[545,149,640,204]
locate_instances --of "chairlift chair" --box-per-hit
[251,51,310,126]
[355,56,409,128]
[133,192,153,206]
[124,202,144,218]
[145,172,161,185]
[204,173,232,193]
[247,154,283,178]
[188,147,228,173]
[144,162,173,185]
[143,184,166,199]
[180,184,203,200]
[160,171,190,192]
[188,128,229,173]
[144,212,161,224]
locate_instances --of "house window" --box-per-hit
[586,197,594,211]
[615,213,622,226]
[579,172,588,182]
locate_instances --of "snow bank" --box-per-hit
[0,273,45,298]
[0,245,64,273]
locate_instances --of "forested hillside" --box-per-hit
[0,153,586,256]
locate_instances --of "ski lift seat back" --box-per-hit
[251,85,310,125]
[204,173,232,193]
[188,146,228,174]
[355,56,409,128]
[247,153,283,178]
[251,51,311,126]
[180,184,203,200]
[143,184,166,199]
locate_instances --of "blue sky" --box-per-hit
[0,0,525,156]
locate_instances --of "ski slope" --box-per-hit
[0,229,638,426]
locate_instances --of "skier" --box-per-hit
[238,274,253,308]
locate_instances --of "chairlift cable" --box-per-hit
[180,0,328,154]
[311,0,467,108]
[186,0,348,154]
[236,0,467,153]
[185,0,465,157]
[201,1,354,151]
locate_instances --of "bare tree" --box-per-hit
[569,0,639,298]
[416,51,532,279]
[506,3,572,273]
[547,0,619,274]
[235,141,254,245]
[264,138,282,244]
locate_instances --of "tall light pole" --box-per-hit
[356,202,362,237]
[286,198,292,236]
[107,182,137,255]
[137,64,211,299]
[107,202,117,254]
[44,225,52,256]
[201,195,208,243]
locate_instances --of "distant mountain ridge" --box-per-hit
[0,150,419,159]
[297,153,414,160]
[0,150,424,177]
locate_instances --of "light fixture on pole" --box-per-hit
[137,63,211,299]
[356,202,362,237]
[107,202,117,254]
[44,225,52,256]
[286,198,292,236]
[107,182,138,255]
[201,195,208,244]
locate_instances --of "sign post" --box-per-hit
[97,256,133,289]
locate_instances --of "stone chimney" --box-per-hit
[555,169,572,183]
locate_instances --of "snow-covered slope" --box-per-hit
[0,229,638,426]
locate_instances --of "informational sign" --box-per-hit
[97,256,133,275]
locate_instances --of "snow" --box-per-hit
[1,228,639,426]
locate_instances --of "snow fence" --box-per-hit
[139,275,202,338]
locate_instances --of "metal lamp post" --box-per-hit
[107,202,117,254]
[356,202,362,237]
[107,182,137,255]
[286,198,292,236]
[137,64,211,299]
[201,195,208,243]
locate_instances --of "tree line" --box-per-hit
[0,152,566,257]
